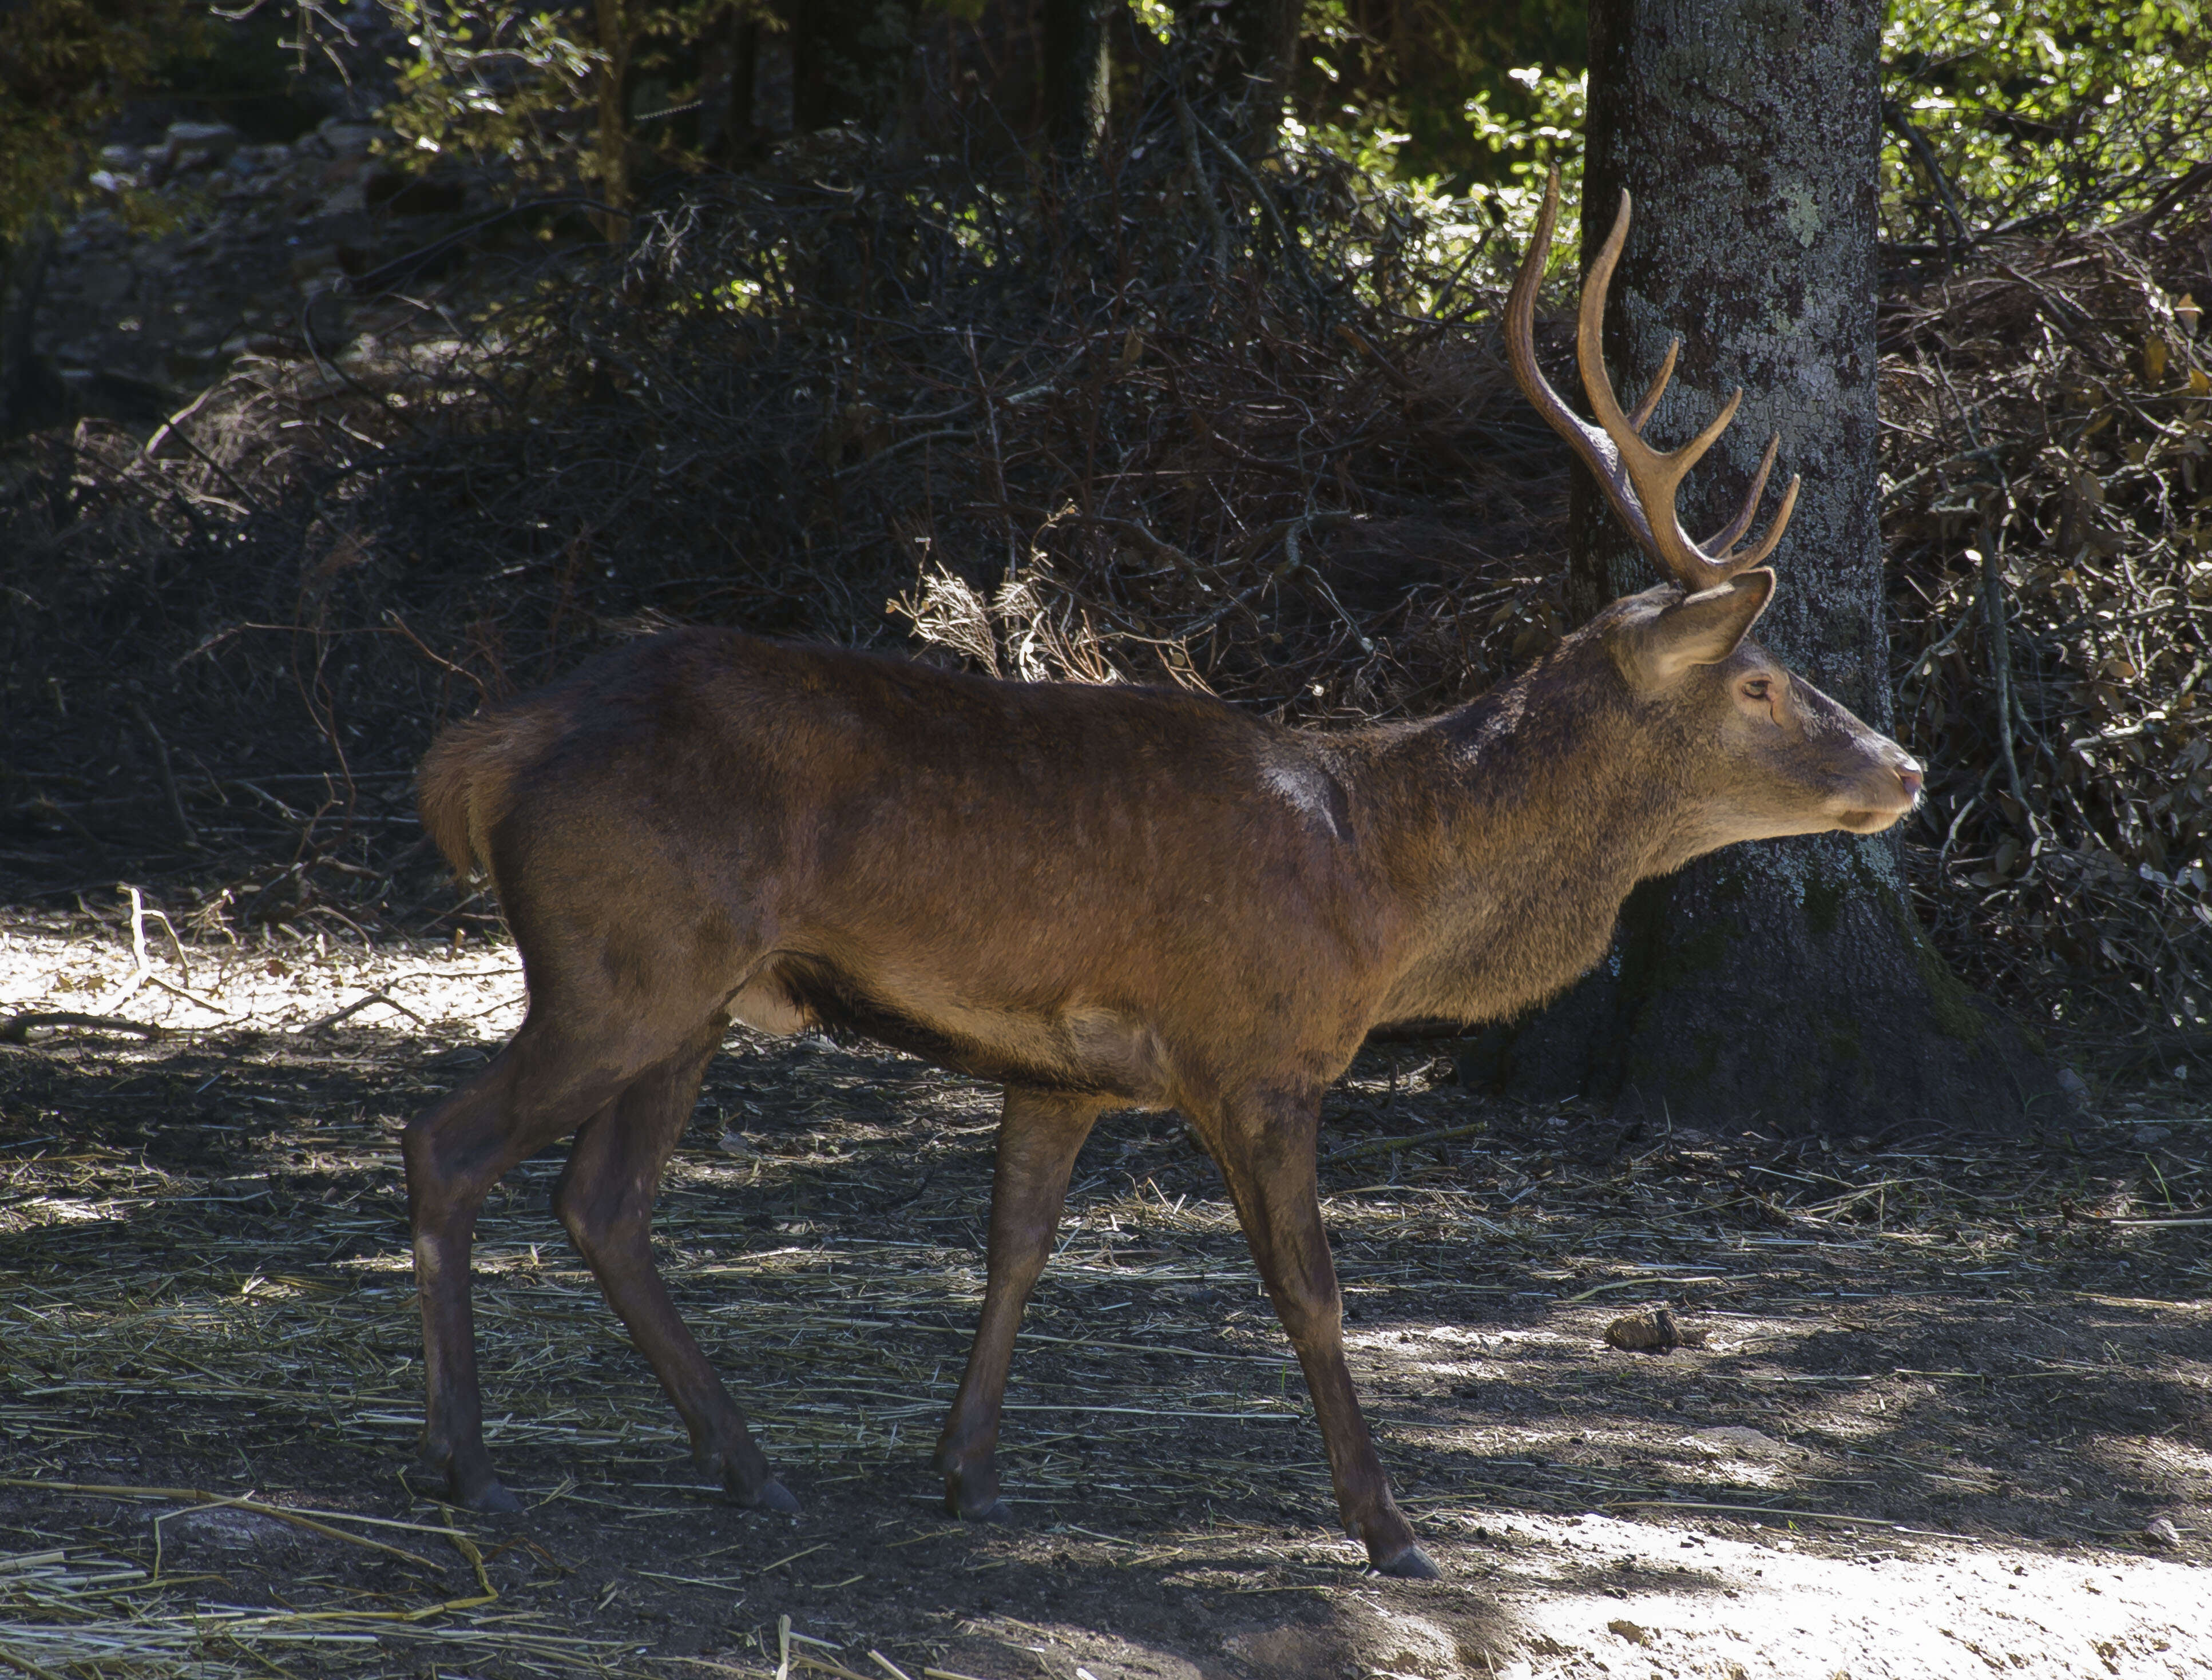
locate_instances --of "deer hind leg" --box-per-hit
[1206,1088,1440,1580]
[933,1087,1107,1520]
[404,1024,636,1512]
[551,1023,798,1514]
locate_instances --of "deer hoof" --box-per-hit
[448,1474,522,1515]
[741,1478,801,1515]
[415,1440,521,1514]
[1372,1542,1442,1580]
[941,1469,1008,1522]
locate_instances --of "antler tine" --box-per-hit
[1725,470,1800,570]
[1704,434,1779,554]
[1504,170,1662,561]
[1627,337,1678,434]
[1507,168,1795,595]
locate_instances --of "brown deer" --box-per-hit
[402,172,1921,1579]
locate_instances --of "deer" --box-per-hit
[401,171,1922,1580]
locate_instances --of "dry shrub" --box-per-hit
[1881,196,2212,1069]
[5,77,2210,1077]
[0,94,1567,939]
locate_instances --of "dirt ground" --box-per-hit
[2,903,2209,1679]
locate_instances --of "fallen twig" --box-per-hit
[2059,1197,2212,1226]
[306,990,432,1033]
[0,1012,162,1044]
[1323,1121,1490,1166]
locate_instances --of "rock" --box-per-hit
[1604,1306,1706,1353]
[318,118,386,160]
[2132,1124,2171,1145]
[99,142,143,170]
[158,120,243,177]
[164,1507,297,1550]
[2142,1516,2183,1548]
[1607,1619,1653,1647]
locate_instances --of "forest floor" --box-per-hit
[2,906,2209,1679]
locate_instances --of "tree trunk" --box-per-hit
[1042,0,1111,163]
[1465,0,2068,1136]
[593,0,632,241]
[691,8,765,168]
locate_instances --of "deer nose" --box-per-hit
[1896,762,1924,804]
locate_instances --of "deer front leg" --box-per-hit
[1208,1089,1440,1579]
[933,1088,1106,1520]
[552,1027,796,1513]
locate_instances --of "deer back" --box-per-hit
[422,627,1410,1106]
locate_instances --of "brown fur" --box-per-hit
[417,707,570,877]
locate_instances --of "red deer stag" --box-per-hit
[403,172,1921,1579]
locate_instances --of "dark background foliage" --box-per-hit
[1,0,2209,1084]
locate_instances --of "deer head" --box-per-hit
[1503,169,1923,847]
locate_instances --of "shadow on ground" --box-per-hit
[3,915,2209,1677]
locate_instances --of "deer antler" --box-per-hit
[1505,168,1799,594]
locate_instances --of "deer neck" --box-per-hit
[1347,647,1688,1028]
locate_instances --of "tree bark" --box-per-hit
[1466,0,2068,1136]
[593,0,632,240]
[694,10,764,168]
[1042,0,1111,164]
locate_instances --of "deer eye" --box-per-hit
[1741,677,1773,703]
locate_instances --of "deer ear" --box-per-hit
[1608,570,1775,689]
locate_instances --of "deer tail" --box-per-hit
[417,705,562,881]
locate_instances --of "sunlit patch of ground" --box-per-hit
[3,914,2210,1678]
[0,900,525,1042]
[1471,1512,2208,1678]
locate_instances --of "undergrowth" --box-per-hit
[2,74,2210,1075]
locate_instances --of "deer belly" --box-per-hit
[727,976,815,1037]
[735,956,1170,1103]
